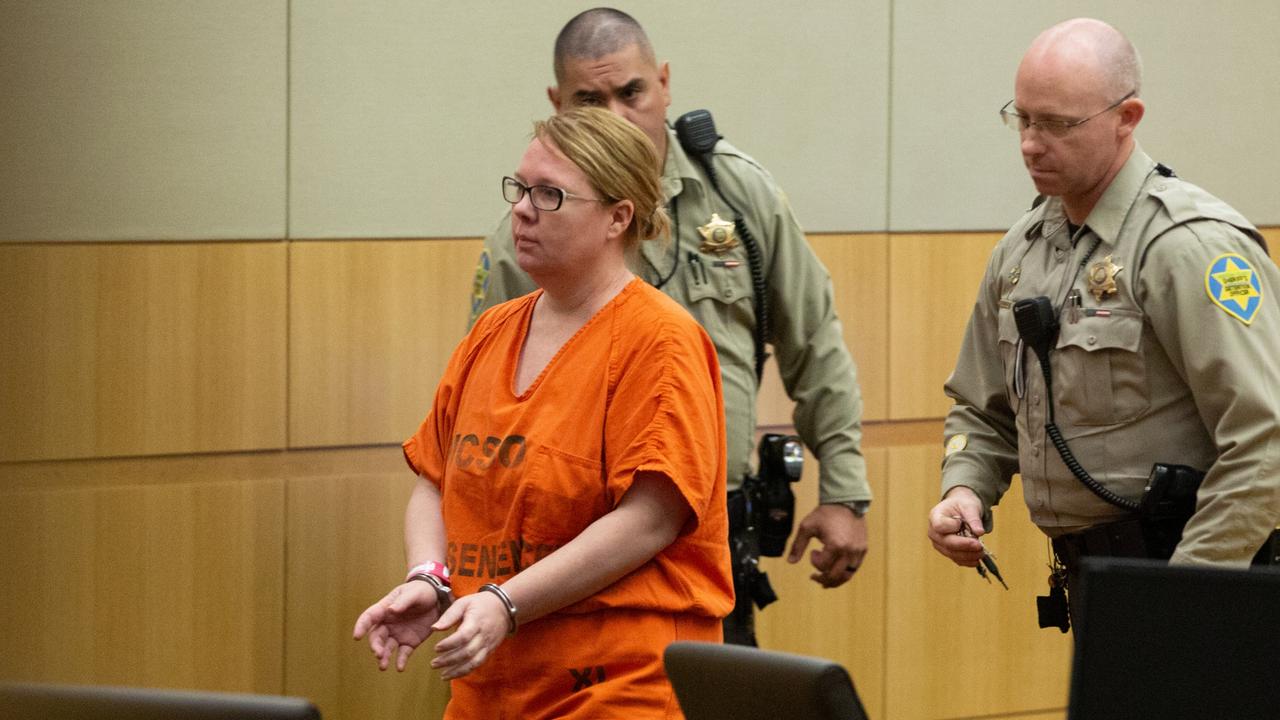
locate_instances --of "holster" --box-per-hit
[727,488,777,611]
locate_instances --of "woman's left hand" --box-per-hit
[429,590,511,679]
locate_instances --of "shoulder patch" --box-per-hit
[469,248,492,322]
[945,434,968,456]
[1204,253,1263,325]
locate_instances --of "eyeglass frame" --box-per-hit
[501,176,607,212]
[1000,91,1137,137]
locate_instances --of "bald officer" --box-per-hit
[468,8,869,646]
[927,18,1280,620]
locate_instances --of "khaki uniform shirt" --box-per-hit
[942,147,1280,565]
[469,125,869,504]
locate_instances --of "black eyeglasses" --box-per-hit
[1000,91,1136,137]
[501,176,604,212]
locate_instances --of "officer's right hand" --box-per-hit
[926,486,987,567]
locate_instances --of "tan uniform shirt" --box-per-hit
[470,125,869,504]
[942,147,1280,565]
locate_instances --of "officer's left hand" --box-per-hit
[787,504,868,588]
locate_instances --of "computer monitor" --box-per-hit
[664,641,868,720]
[1068,557,1280,720]
[0,682,320,720]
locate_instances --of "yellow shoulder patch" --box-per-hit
[1204,253,1263,325]
[945,434,968,456]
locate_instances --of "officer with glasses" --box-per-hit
[927,17,1280,626]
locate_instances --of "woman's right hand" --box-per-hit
[352,581,444,671]
[428,590,512,680]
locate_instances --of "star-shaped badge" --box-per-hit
[698,213,739,254]
[1087,255,1123,302]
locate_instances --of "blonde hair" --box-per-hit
[534,106,669,250]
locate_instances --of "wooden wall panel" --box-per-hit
[1261,227,1279,258]
[0,459,284,692]
[0,243,287,462]
[887,233,999,420]
[884,442,1072,720]
[755,447,888,720]
[284,447,449,720]
[758,234,889,426]
[967,707,1070,712]
[288,239,482,448]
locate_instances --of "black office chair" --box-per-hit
[664,641,868,720]
[0,682,320,720]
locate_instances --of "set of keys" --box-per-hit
[956,519,1008,589]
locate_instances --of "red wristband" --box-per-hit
[405,561,450,587]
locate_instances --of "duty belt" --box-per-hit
[1051,518,1153,573]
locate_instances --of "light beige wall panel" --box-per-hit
[0,1,286,241]
[1121,7,1280,226]
[656,1,890,232]
[884,442,1072,720]
[289,239,481,448]
[890,2,1280,231]
[758,234,889,426]
[756,447,887,720]
[0,459,284,692]
[0,243,287,462]
[284,447,449,720]
[290,1,888,238]
[887,233,999,420]
[289,3,562,239]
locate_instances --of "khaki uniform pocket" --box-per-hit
[1054,308,1149,426]
[684,252,752,308]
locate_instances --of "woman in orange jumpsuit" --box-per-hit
[354,107,733,719]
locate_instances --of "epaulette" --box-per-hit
[1146,172,1265,249]
[709,139,769,177]
[1148,181,1199,225]
[1155,162,1176,177]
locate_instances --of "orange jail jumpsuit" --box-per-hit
[404,278,734,720]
